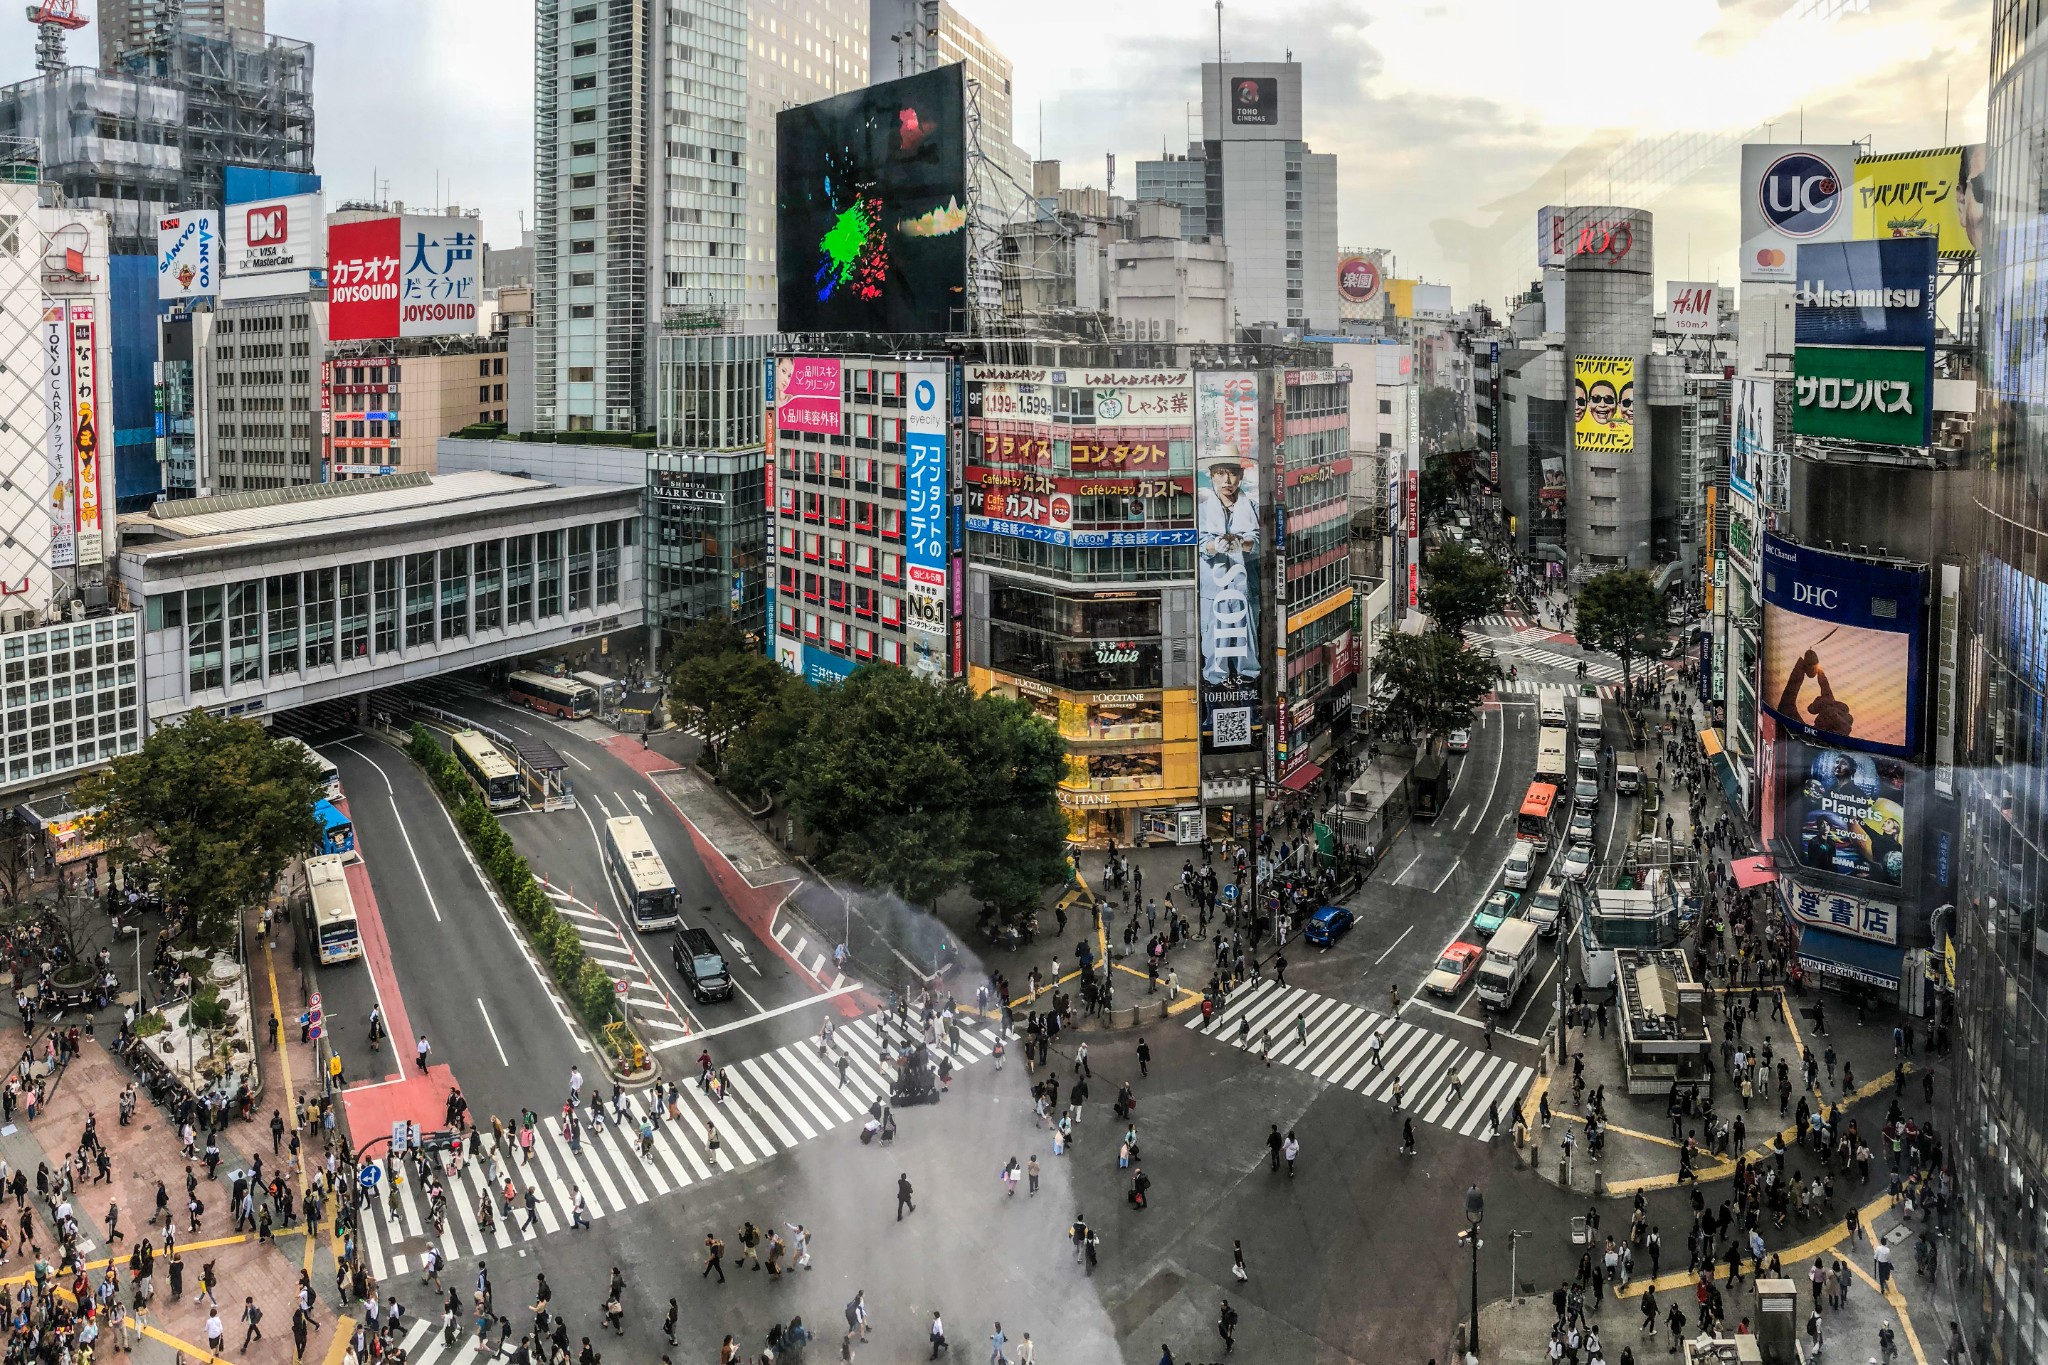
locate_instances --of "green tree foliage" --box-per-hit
[1422,540,1508,641]
[77,711,323,945]
[725,666,1067,917]
[1574,568,1664,687]
[667,618,753,665]
[1419,385,1469,452]
[1419,452,1458,515]
[1370,631,1503,744]
[669,649,793,769]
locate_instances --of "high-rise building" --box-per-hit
[1197,61,1338,333]
[1135,146,1208,244]
[1952,5,2048,1359]
[98,0,267,71]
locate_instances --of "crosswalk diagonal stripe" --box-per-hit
[536,1123,615,1219]
[1422,1052,1499,1126]
[733,1056,814,1143]
[1352,1023,1438,1097]
[1229,983,1307,1044]
[671,1076,751,1168]
[1192,979,1273,1033]
[578,1117,652,1210]
[1295,1000,1372,1071]
[1453,1060,1527,1138]
[520,1120,585,1221]
[1463,1063,1533,1138]
[1401,1033,1469,1104]
[1432,1053,1507,1133]
[776,1044,862,1125]
[714,1063,793,1152]
[751,1050,836,1134]
[1310,1011,1385,1080]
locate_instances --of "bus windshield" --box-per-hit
[314,799,356,859]
[1516,782,1560,852]
[452,730,523,812]
[508,671,598,720]
[306,854,360,965]
[604,815,679,931]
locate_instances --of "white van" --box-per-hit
[1503,840,1537,889]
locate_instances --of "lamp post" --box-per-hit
[1463,1184,1484,1365]
[126,924,144,1007]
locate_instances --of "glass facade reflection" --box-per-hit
[1957,5,2048,1361]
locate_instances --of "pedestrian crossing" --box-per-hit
[355,1013,998,1280]
[1492,678,1621,700]
[1185,980,1534,1142]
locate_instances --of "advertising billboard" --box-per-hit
[1337,254,1382,307]
[1536,205,1642,269]
[1665,281,1719,334]
[1230,75,1278,126]
[1780,740,1909,888]
[223,193,325,294]
[328,215,481,341]
[156,211,218,301]
[1741,145,1857,284]
[775,64,967,334]
[1793,238,1936,350]
[1195,371,1262,752]
[1760,534,1925,755]
[40,304,74,570]
[1571,355,1635,453]
[1791,344,1931,447]
[1787,881,1899,948]
[773,357,843,434]
[66,304,104,566]
[1934,562,1960,798]
[1851,146,1986,259]
[1731,376,1770,504]
[904,360,949,679]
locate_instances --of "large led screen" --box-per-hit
[1760,535,1925,755]
[1780,739,1910,888]
[776,65,968,334]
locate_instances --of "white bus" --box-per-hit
[1538,687,1569,730]
[1535,726,1570,783]
[604,815,679,932]
[306,854,361,965]
[452,730,523,812]
[281,736,342,802]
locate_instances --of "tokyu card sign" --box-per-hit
[1792,345,1931,447]
[327,215,481,341]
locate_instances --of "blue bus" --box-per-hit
[315,799,357,860]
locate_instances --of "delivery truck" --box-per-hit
[1476,917,1540,1011]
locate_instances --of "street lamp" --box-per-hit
[126,924,144,1008]
[1463,1184,1484,1365]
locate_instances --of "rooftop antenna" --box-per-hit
[1943,79,1951,143]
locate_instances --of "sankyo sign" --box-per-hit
[1792,345,1931,447]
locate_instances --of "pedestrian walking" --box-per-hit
[897,1172,916,1220]
[1231,1241,1248,1282]
[240,1296,264,1350]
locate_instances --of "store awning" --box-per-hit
[1731,856,1779,890]
[1796,926,1903,991]
[1698,727,1746,812]
[1278,762,1324,793]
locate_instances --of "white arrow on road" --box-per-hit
[723,931,761,976]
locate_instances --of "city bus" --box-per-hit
[452,730,523,812]
[603,815,679,932]
[314,799,357,860]
[280,736,342,801]
[305,853,361,965]
[1515,781,1562,853]
[507,671,598,720]
[1535,726,1570,784]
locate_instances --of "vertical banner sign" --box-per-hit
[764,358,777,647]
[40,304,74,570]
[1405,395,1420,610]
[67,304,104,566]
[1488,341,1501,487]
[1273,387,1288,773]
[1934,562,1960,797]
[904,361,949,680]
[1196,371,1262,752]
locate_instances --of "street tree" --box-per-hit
[1422,540,1508,640]
[76,711,323,946]
[669,647,793,770]
[666,617,753,666]
[1419,452,1458,514]
[1420,385,1469,451]
[1575,568,1664,687]
[1371,631,1503,745]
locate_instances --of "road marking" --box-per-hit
[1390,849,1425,886]
[636,790,651,812]
[1374,923,1415,965]
[1431,861,1458,894]
[475,998,510,1066]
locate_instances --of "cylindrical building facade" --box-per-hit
[1562,208,1656,575]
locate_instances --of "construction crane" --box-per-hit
[26,0,87,76]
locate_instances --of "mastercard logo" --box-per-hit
[1755,248,1786,267]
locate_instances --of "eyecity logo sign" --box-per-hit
[1760,151,1844,238]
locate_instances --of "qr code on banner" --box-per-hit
[1211,707,1253,748]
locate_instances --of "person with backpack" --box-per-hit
[1217,1299,1239,1353]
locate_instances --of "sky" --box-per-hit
[3,0,1991,307]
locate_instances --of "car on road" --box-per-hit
[1526,877,1566,937]
[1575,774,1601,813]
[1615,764,1642,795]
[1561,841,1594,883]
[1303,904,1355,947]
[1423,941,1484,998]
[1503,839,1536,889]
[1657,633,1691,660]
[1447,729,1471,754]
[1474,888,1521,937]
[673,924,734,1002]
[1568,808,1596,845]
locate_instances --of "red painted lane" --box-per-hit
[603,738,863,1019]
[336,833,461,1136]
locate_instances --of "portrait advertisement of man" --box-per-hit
[1197,445,1261,688]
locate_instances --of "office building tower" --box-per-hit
[98,0,266,70]
[1135,146,1208,243]
[1197,60,1337,332]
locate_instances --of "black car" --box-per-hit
[672,926,733,1003]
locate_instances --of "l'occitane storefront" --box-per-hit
[968,667,1200,844]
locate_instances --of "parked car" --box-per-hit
[1447,729,1471,754]
[1474,888,1522,937]
[1561,841,1594,883]
[1424,941,1484,998]
[1303,904,1355,947]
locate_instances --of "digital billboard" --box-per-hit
[1761,535,1925,755]
[1741,145,1858,284]
[775,64,967,334]
[1793,238,1936,350]
[1730,376,1771,504]
[1571,355,1635,453]
[1851,146,1986,259]
[328,215,481,341]
[1792,344,1931,447]
[1195,371,1262,752]
[773,357,842,434]
[66,304,104,566]
[1780,740,1909,888]
[904,360,948,679]
[156,212,217,301]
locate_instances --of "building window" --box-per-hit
[596,522,620,606]
[507,535,535,624]
[570,306,595,319]
[568,524,594,613]
[303,567,337,668]
[474,540,503,632]
[185,587,223,693]
[537,530,564,618]
[571,174,596,190]
[340,563,371,661]
[373,558,400,655]
[226,582,260,685]
[571,240,595,255]
[404,552,436,648]
[439,545,470,640]
[568,366,595,382]
[265,574,300,677]
[145,593,182,631]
